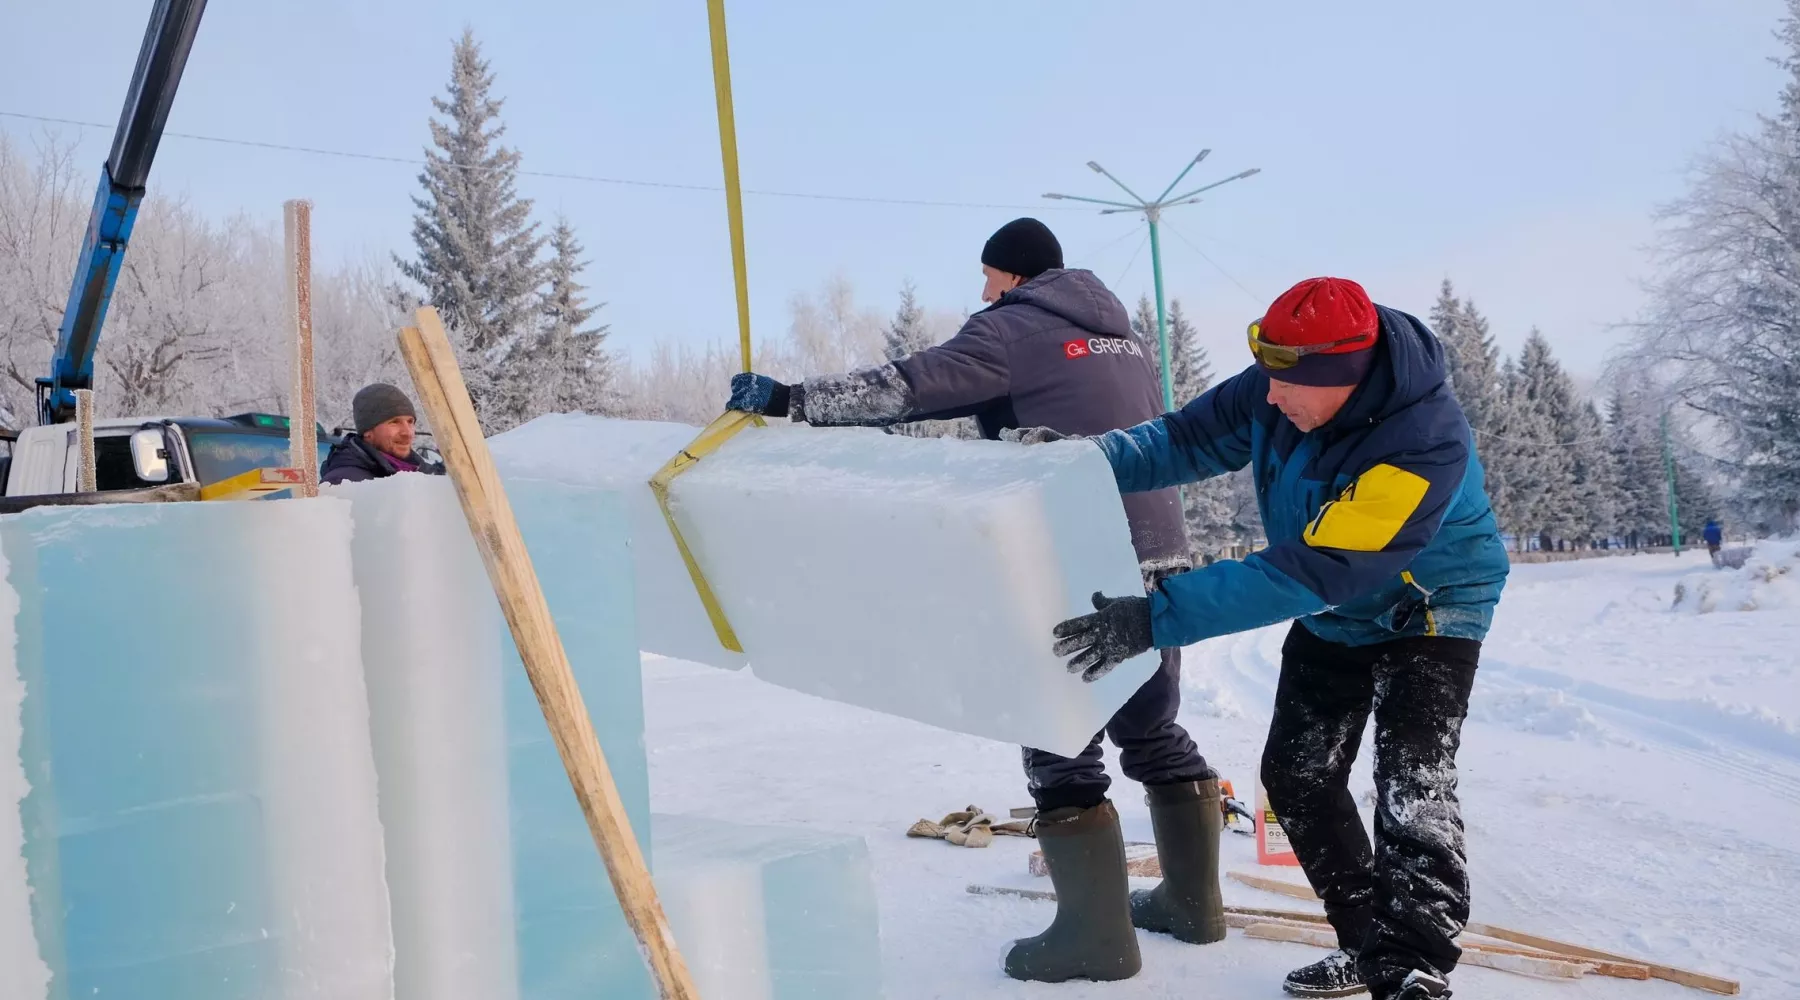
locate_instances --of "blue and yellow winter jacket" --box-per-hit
[1095,305,1510,648]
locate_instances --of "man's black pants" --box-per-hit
[1261,623,1480,997]
[1022,645,1214,810]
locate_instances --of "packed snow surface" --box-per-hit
[644,550,1800,998]
[492,414,1160,757]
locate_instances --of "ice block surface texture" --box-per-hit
[0,499,392,1000]
[493,415,1158,756]
[652,813,882,1000]
[332,473,652,1000]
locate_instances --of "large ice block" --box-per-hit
[0,499,392,1000]
[492,415,1158,756]
[495,418,747,671]
[651,814,882,1000]
[338,473,518,1000]
[0,545,48,1000]
[333,473,652,1000]
[502,477,653,1000]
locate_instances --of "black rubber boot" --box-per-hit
[1003,801,1142,983]
[1283,949,1367,997]
[1129,778,1227,944]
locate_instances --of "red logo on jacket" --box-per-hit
[1064,339,1091,359]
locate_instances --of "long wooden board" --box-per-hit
[401,307,699,1000]
[1242,922,1593,982]
[1228,870,1735,994]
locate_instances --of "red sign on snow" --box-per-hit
[1064,339,1090,359]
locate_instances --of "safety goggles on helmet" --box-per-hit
[1246,320,1375,370]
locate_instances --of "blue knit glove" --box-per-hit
[728,372,791,417]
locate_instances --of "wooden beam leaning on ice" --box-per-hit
[399,307,700,1000]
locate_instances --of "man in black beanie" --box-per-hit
[320,382,446,484]
[725,219,1222,984]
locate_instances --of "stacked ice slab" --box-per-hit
[492,414,1158,757]
[335,472,653,1000]
[652,814,883,1000]
[0,500,392,1000]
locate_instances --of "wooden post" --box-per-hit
[75,388,96,492]
[398,306,699,1000]
[284,199,319,497]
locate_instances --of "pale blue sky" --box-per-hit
[0,0,1789,376]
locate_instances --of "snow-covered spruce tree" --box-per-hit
[1432,281,1506,436]
[1607,381,1666,546]
[881,280,979,440]
[1630,0,1800,530]
[1567,399,1620,546]
[883,279,934,361]
[397,28,546,429]
[1431,287,1521,531]
[1147,298,1212,409]
[508,217,612,424]
[1512,331,1584,545]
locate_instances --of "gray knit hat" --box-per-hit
[352,383,416,433]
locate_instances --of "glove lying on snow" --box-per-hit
[906,805,1034,848]
[1052,592,1154,683]
[727,372,793,417]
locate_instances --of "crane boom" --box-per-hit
[38,0,208,425]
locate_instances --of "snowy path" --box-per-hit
[643,552,1796,998]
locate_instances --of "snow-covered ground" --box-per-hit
[643,551,1800,998]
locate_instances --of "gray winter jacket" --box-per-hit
[791,268,1189,569]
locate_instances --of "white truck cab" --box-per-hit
[0,413,331,498]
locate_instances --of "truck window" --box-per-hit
[185,431,331,487]
[94,435,167,491]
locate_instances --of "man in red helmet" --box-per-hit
[1033,277,1509,999]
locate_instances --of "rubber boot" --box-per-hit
[1003,800,1142,983]
[1130,778,1227,943]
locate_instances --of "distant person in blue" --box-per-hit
[1704,518,1724,567]
[1035,277,1510,1000]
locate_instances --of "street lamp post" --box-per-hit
[1045,151,1260,409]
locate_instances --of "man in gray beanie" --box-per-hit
[320,382,445,484]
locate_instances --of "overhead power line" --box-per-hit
[0,109,1084,213]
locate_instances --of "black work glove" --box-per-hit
[1000,426,1077,445]
[728,372,792,417]
[1052,592,1154,683]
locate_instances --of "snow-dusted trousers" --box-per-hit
[1261,623,1480,998]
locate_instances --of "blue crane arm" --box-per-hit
[38,0,208,425]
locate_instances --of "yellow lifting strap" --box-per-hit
[648,0,761,654]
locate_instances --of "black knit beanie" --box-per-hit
[981,218,1063,279]
[353,382,416,433]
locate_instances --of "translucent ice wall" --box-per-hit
[334,473,651,1000]
[0,499,392,1000]
[493,415,1158,757]
[652,814,883,1000]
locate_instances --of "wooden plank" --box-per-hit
[972,883,1330,927]
[0,482,199,514]
[400,307,699,1000]
[1229,870,1319,901]
[283,199,319,498]
[75,389,96,492]
[1465,922,1738,995]
[1242,923,1594,982]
